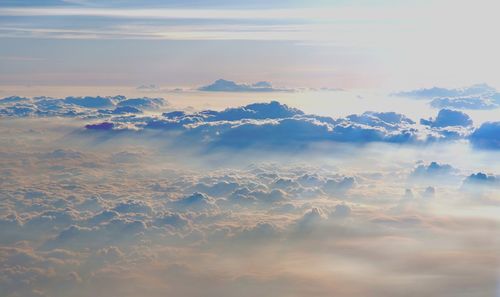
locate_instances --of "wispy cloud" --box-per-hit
[0,7,403,21]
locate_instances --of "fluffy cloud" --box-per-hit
[198,79,292,92]
[420,109,473,127]
[410,161,456,178]
[469,122,500,150]
[84,101,470,149]
[2,96,492,149]
[462,172,499,190]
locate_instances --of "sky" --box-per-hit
[1,0,500,90]
[0,2,499,297]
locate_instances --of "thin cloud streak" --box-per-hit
[0,7,406,21]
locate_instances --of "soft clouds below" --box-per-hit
[0,95,499,297]
[0,138,497,297]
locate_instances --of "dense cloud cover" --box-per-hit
[0,110,499,297]
[0,141,497,297]
[395,83,500,110]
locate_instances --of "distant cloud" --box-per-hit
[85,122,115,130]
[0,96,30,104]
[116,97,165,109]
[394,84,500,110]
[136,84,159,91]
[394,83,496,99]
[64,96,116,108]
[463,172,499,188]
[409,162,458,182]
[0,95,168,117]
[430,96,500,110]
[198,79,292,92]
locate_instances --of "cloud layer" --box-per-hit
[0,105,499,297]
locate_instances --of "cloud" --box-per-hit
[394,83,496,99]
[153,212,190,229]
[395,84,500,110]
[462,172,499,188]
[198,79,292,92]
[430,96,500,110]
[64,96,117,108]
[0,95,168,118]
[420,109,473,128]
[168,192,218,212]
[410,161,456,178]
[469,122,500,150]
[116,97,166,109]
[79,101,485,149]
[0,96,30,104]
[0,97,484,150]
[323,177,356,195]
[85,122,115,130]
[112,200,154,216]
[0,135,498,297]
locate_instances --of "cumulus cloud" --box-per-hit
[469,122,500,150]
[1,96,490,149]
[463,172,499,188]
[420,109,473,127]
[83,101,473,149]
[198,79,292,92]
[410,161,456,178]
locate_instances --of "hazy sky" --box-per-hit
[1,0,500,89]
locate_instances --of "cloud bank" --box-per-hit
[81,101,493,150]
